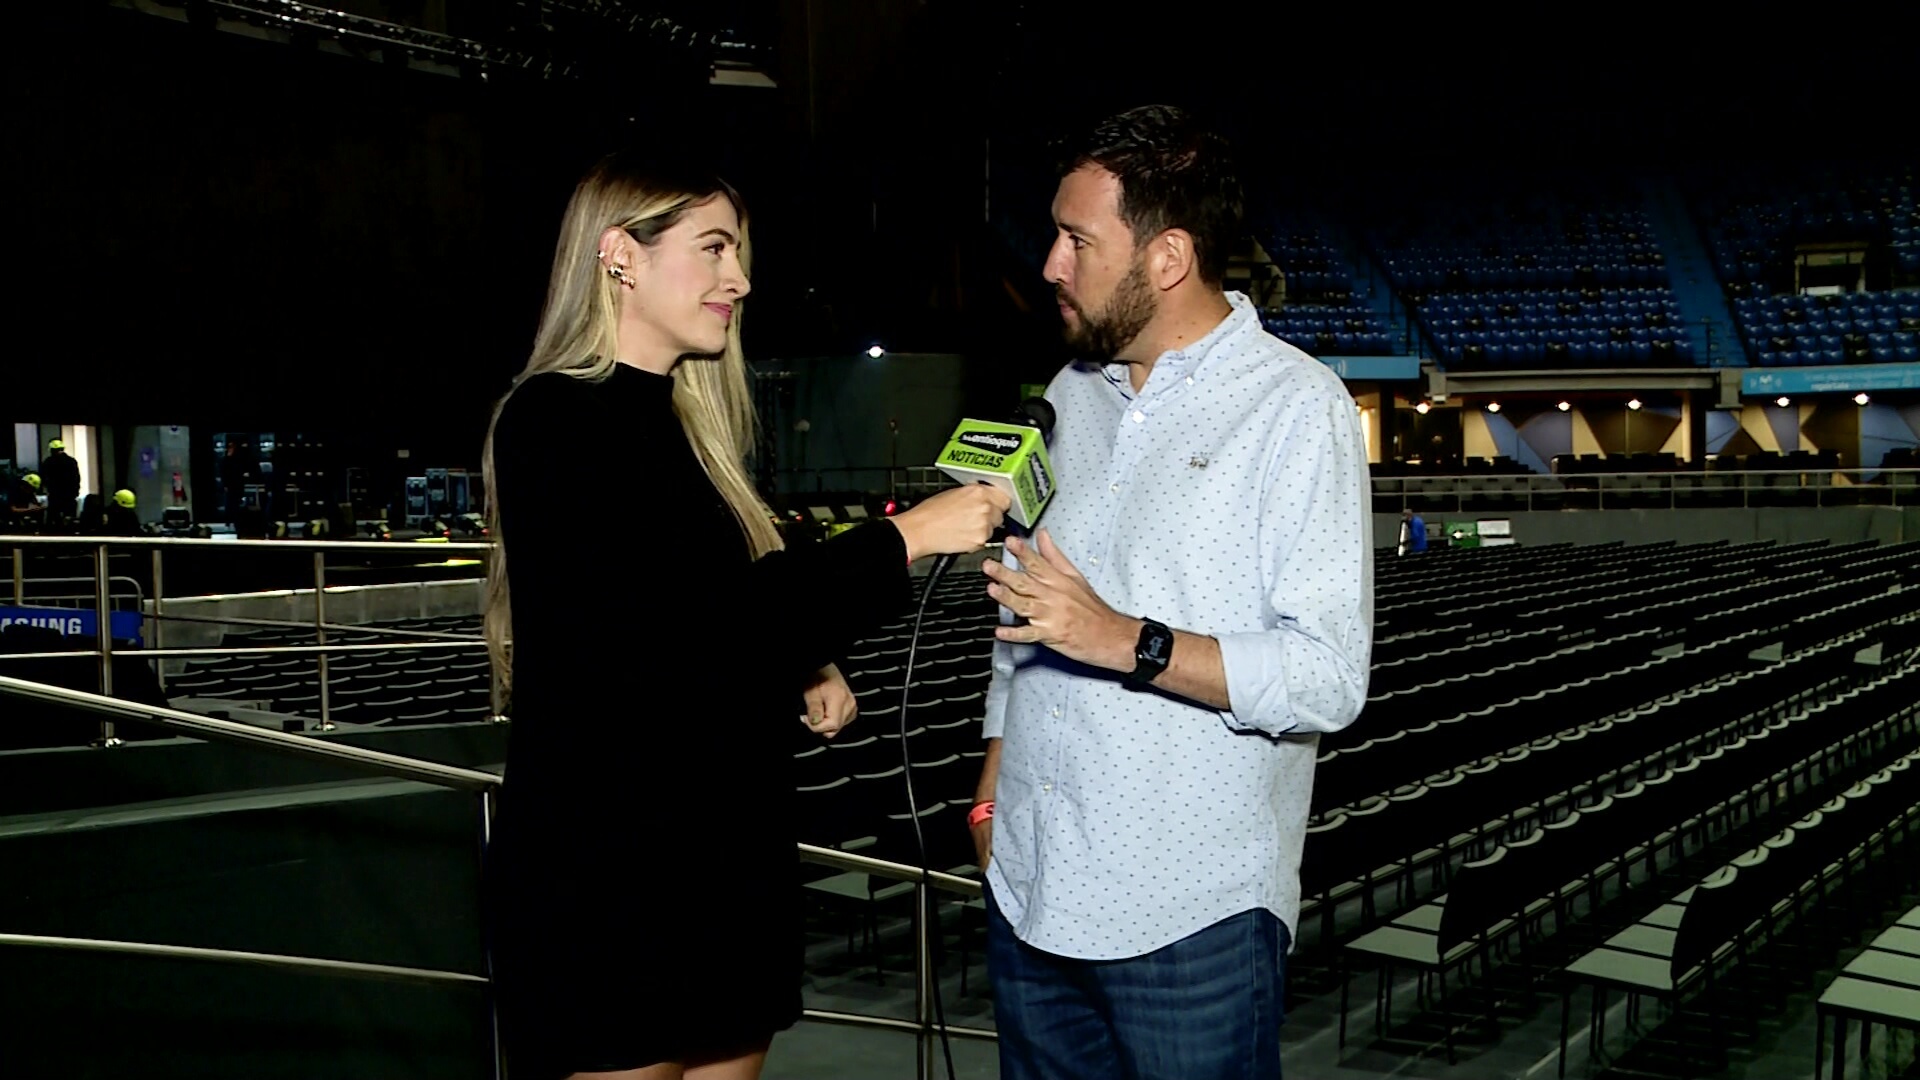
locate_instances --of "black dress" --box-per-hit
[484,365,909,1078]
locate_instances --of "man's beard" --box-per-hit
[1060,260,1156,359]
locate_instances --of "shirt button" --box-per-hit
[1185,376,1194,386]
[1051,706,1062,718]
[1089,555,1100,565]
[1131,410,1146,424]
[1042,783,1053,794]
[1109,482,1120,493]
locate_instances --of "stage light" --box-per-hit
[866,345,885,359]
[1486,401,1501,413]
[883,499,898,516]
[1776,396,1791,408]
[1854,392,1871,406]
[1414,401,1431,414]
[1556,401,1571,412]
[1627,398,1643,411]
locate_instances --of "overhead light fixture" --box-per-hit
[1854,392,1871,406]
[866,345,885,359]
[1556,401,1572,412]
[1776,396,1791,408]
[1414,401,1431,414]
[1627,398,1643,411]
[1485,401,1501,413]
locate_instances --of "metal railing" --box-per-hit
[1,645,991,1078]
[0,674,505,1070]
[4,534,499,741]
[7,574,146,609]
[768,465,958,498]
[1372,466,1920,513]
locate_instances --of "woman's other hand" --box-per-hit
[801,663,858,739]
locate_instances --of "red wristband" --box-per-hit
[967,801,995,828]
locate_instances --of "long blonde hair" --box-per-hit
[481,155,782,695]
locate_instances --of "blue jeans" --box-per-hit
[986,891,1288,1080]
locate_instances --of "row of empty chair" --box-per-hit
[1303,540,1920,950]
[1362,184,1692,371]
[1814,905,1920,1080]
[1698,166,1918,295]
[1251,218,1405,355]
[164,615,491,727]
[1253,224,1361,300]
[1341,660,1920,1065]
[1415,287,1697,369]
[1735,291,1920,366]
[1560,732,1920,1075]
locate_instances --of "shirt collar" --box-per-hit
[1101,291,1258,393]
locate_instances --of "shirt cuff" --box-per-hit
[1214,629,1295,737]
[982,687,1007,740]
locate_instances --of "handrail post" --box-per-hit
[314,551,334,733]
[481,787,504,1080]
[915,881,935,1080]
[10,546,22,605]
[151,549,166,694]
[92,544,120,748]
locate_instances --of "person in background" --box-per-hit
[1399,507,1427,555]
[8,472,46,526]
[40,439,80,524]
[971,105,1373,1080]
[105,490,143,536]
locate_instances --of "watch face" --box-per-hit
[1144,629,1173,662]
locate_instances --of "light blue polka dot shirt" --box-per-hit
[983,291,1374,960]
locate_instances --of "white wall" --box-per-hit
[12,423,38,470]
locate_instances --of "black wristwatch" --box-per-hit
[1125,618,1174,689]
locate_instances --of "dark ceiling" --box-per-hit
[4,2,1907,451]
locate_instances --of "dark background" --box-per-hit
[6,3,1910,468]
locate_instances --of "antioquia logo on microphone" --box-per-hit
[958,430,1024,454]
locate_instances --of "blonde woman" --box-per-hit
[481,155,1008,1080]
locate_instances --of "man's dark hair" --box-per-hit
[1059,104,1245,285]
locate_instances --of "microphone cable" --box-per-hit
[895,547,968,1080]
[890,398,1050,1080]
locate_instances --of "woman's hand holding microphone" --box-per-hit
[889,484,1013,561]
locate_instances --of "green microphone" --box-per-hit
[931,398,1057,530]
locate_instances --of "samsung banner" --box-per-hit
[1742,363,1920,396]
[0,607,145,644]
